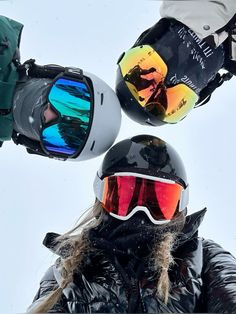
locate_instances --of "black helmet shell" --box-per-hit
[98,134,187,189]
[116,19,225,126]
[116,67,166,126]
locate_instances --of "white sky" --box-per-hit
[0,1,236,312]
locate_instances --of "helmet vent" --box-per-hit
[90,140,95,151]
[101,93,104,105]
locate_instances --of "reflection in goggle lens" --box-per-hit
[102,176,183,221]
[119,45,198,123]
[41,78,92,156]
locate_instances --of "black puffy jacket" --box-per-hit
[28,209,236,313]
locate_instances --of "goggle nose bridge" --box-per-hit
[110,206,171,225]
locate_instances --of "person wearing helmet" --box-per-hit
[28,135,236,313]
[11,61,121,161]
[0,16,121,161]
[116,0,236,126]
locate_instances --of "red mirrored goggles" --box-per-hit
[94,173,189,225]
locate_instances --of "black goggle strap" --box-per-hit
[12,130,48,157]
[12,128,68,160]
[16,59,63,79]
[17,58,84,81]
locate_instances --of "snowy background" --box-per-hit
[0,0,236,312]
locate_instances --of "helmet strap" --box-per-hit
[12,131,68,160]
[16,58,66,80]
[12,130,47,157]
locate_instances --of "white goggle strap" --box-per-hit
[93,173,104,202]
[179,185,189,211]
[113,172,176,184]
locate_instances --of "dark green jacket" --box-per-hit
[0,15,23,142]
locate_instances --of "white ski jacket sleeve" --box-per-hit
[160,0,236,40]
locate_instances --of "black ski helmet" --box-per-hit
[96,134,188,189]
[116,19,224,126]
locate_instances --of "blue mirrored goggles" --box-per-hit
[40,71,94,159]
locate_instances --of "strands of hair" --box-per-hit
[153,232,176,304]
[30,287,63,313]
[30,201,103,313]
[31,205,185,312]
[150,211,186,305]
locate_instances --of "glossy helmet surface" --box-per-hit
[94,135,189,208]
[73,71,122,161]
[116,19,224,126]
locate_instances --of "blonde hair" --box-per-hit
[153,232,176,304]
[31,204,185,313]
[152,213,185,304]
[31,201,104,313]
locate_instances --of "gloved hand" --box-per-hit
[223,25,236,75]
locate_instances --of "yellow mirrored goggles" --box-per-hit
[119,45,199,123]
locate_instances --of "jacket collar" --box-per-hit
[177,208,207,246]
[43,208,207,257]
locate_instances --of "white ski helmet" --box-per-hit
[13,62,122,161]
[71,71,122,161]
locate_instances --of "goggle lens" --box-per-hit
[102,176,184,222]
[41,77,92,157]
[119,45,198,123]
